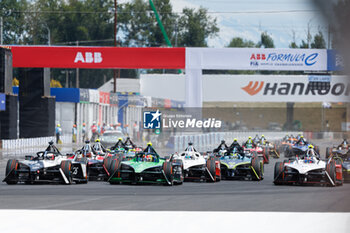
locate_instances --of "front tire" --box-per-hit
[274,162,284,185]
[5,159,19,185]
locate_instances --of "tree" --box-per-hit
[299,40,309,48]
[311,30,326,49]
[289,42,298,48]
[177,7,219,47]
[227,37,255,48]
[0,0,28,44]
[257,31,274,48]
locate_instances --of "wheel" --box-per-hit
[5,159,19,185]
[109,158,122,184]
[206,158,217,182]
[263,146,270,164]
[103,156,117,175]
[60,160,73,184]
[326,160,336,186]
[251,152,262,181]
[334,158,343,186]
[163,161,174,186]
[172,159,184,184]
[215,157,222,182]
[325,147,331,159]
[274,162,284,185]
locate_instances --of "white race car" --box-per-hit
[274,146,343,186]
[171,143,221,182]
[4,149,88,185]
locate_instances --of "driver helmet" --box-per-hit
[95,138,100,142]
[248,136,252,139]
[57,124,60,127]
[147,142,152,146]
[46,152,55,160]
[233,138,238,142]
[146,155,153,162]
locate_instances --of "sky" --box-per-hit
[119,0,330,48]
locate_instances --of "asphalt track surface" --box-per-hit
[0,141,349,212]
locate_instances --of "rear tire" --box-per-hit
[251,152,262,181]
[163,162,174,186]
[5,159,19,185]
[60,160,73,184]
[173,159,184,185]
[326,160,336,186]
[206,158,217,182]
[103,156,117,175]
[274,162,284,185]
[109,158,122,184]
[325,147,331,159]
[263,146,270,164]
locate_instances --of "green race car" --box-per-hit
[107,151,184,186]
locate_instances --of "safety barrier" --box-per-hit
[173,131,299,153]
[1,135,72,150]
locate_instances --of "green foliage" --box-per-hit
[289,42,298,48]
[299,40,309,48]
[0,0,28,44]
[311,30,326,49]
[257,31,275,48]
[227,37,255,48]
[177,7,219,47]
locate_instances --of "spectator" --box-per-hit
[123,124,129,136]
[91,122,98,141]
[82,123,87,143]
[55,124,62,144]
[116,123,122,132]
[72,124,77,143]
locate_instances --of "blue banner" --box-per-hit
[0,93,6,111]
[327,50,344,71]
[118,94,128,127]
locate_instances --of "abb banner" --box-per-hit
[10,46,185,69]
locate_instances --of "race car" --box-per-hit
[107,144,183,185]
[274,145,343,186]
[217,148,263,181]
[326,148,350,182]
[259,140,280,159]
[325,140,349,159]
[243,143,269,164]
[3,143,88,185]
[285,140,320,158]
[69,140,113,181]
[278,136,297,156]
[172,143,221,182]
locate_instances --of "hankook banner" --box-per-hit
[204,75,350,102]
